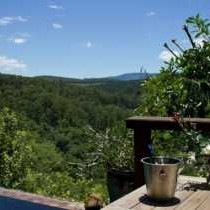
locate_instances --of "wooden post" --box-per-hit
[133,127,151,188]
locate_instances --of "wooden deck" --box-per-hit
[102,176,210,210]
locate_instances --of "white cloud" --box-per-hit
[12,38,27,44]
[146,11,156,17]
[8,33,30,45]
[0,16,28,26]
[15,16,28,22]
[159,50,179,62]
[48,4,64,10]
[85,41,94,49]
[0,56,27,72]
[52,23,63,29]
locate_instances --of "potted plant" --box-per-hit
[87,124,135,202]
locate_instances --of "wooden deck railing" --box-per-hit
[126,116,210,188]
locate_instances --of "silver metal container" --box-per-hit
[141,156,181,200]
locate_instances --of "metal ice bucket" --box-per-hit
[141,156,181,200]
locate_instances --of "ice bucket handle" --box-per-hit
[159,169,166,177]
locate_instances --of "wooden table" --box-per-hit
[102,176,210,210]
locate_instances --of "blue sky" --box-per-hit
[0,0,209,78]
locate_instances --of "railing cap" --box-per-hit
[126,116,210,131]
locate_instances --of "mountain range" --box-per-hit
[37,72,156,82]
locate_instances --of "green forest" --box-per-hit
[0,73,141,200]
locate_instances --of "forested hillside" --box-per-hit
[0,74,139,130]
[0,73,141,200]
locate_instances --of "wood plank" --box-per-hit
[178,176,206,184]
[153,189,194,210]
[132,203,154,210]
[197,192,210,210]
[175,190,210,210]
[126,116,210,131]
[126,116,210,124]
[131,195,156,210]
[102,207,130,210]
[103,186,147,209]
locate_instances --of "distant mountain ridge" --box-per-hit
[0,72,156,82]
[110,72,156,81]
[36,72,156,82]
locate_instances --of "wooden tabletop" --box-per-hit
[102,176,210,210]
